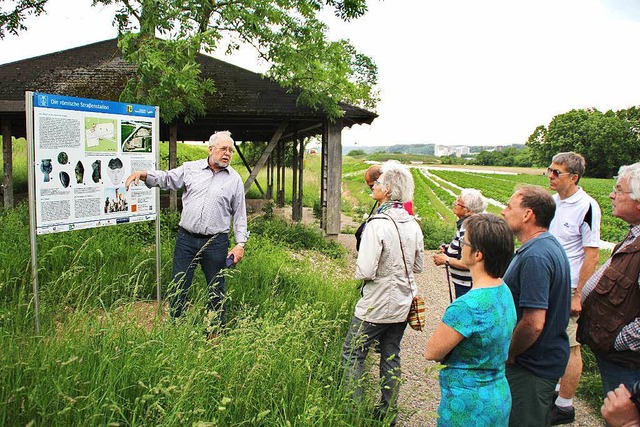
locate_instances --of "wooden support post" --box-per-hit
[2,118,13,209]
[296,137,304,220]
[325,118,343,236]
[169,123,178,211]
[320,124,328,230]
[275,140,281,207]
[277,140,285,207]
[266,154,273,199]
[291,133,299,221]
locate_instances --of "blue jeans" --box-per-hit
[596,355,640,396]
[342,316,406,412]
[169,228,229,325]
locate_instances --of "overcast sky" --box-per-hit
[3,0,640,147]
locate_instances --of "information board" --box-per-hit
[30,92,159,234]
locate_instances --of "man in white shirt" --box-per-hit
[126,131,248,333]
[547,152,601,425]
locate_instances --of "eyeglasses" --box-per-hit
[373,180,382,187]
[612,186,632,196]
[459,239,474,249]
[216,146,234,154]
[547,167,572,178]
[453,200,467,209]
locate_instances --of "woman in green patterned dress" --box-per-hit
[425,213,517,426]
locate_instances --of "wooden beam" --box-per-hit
[244,122,288,193]
[280,123,322,141]
[2,117,13,208]
[234,142,265,197]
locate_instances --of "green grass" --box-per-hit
[1,204,390,425]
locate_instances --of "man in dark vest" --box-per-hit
[578,162,640,396]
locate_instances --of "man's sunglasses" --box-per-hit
[547,167,572,178]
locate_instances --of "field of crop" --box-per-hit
[426,169,625,243]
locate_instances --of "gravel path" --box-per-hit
[335,234,603,427]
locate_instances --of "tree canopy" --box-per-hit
[526,107,640,178]
[1,0,379,124]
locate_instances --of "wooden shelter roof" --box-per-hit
[0,38,377,142]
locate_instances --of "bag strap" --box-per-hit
[381,213,414,298]
[368,201,378,217]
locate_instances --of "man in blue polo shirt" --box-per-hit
[502,185,571,427]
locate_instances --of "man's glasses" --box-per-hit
[459,239,474,249]
[216,146,234,154]
[612,186,632,196]
[547,167,572,178]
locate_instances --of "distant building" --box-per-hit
[434,145,451,157]
[455,146,470,157]
[434,145,471,158]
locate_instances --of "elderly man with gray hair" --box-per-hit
[125,131,248,334]
[433,188,488,299]
[578,162,640,399]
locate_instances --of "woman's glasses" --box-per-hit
[453,200,467,209]
[612,186,632,196]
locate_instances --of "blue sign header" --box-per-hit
[33,92,156,118]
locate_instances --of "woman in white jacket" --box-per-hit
[342,161,424,424]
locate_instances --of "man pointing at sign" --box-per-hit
[125,130,248,333]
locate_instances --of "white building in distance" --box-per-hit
[434,145,471,157]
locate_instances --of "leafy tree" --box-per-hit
[1,0,379,124]
[512,147,533,167]
[0,0,47,38]
[526,125,548,166]
[526,108,640,178]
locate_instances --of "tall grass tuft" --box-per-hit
[0,208,386,425]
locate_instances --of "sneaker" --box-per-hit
[549,404,575,426]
